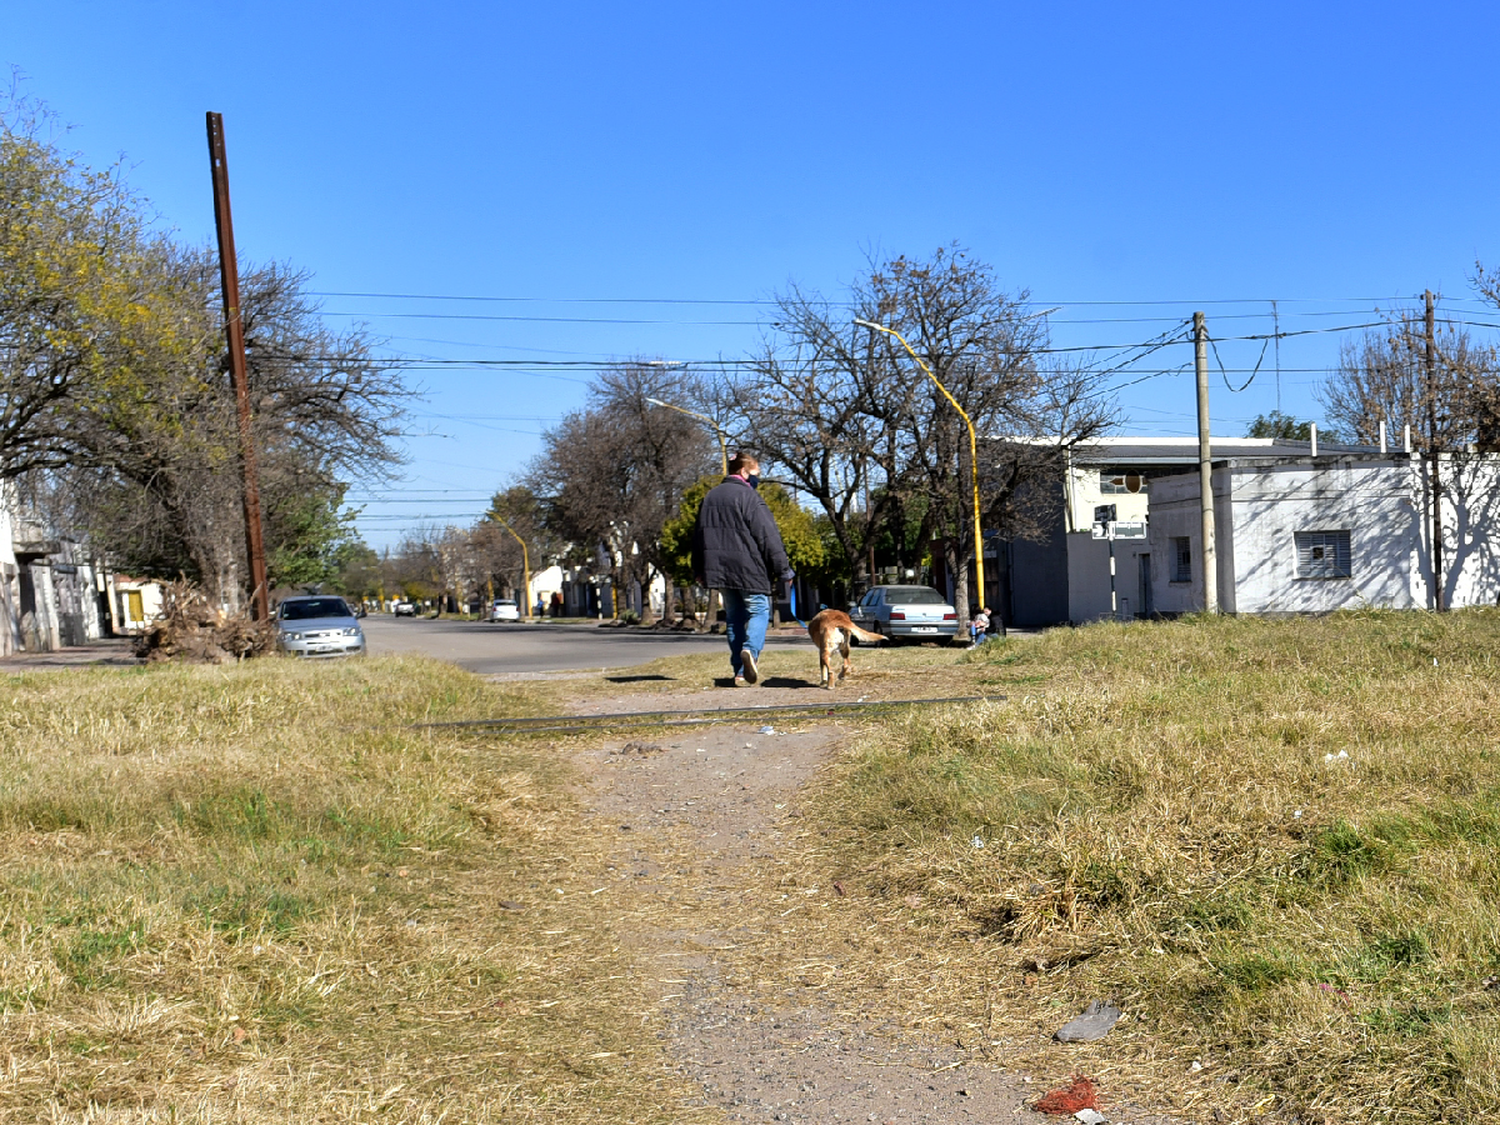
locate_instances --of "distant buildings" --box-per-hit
[0,485,118,654]
[1003,436,1500,625]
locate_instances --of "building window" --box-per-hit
[1171,537,1192,583]
[1100,469,1149,495]
[1295,530,1352,579]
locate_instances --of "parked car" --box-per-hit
[489,598,520,622]
[393,600,417,616]
[275,595,366,658]
[850,585,959,644]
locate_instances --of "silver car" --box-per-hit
[276,596,366,658]
[850,585,959,644]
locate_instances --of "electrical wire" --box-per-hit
[312,288,1445,309]
[1208,335,1267,393]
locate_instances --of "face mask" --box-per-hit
[746,473,760,489]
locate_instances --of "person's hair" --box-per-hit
[727,452,760,476]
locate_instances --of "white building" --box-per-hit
[1141,452,1500,616]
[1006,437,1375,625]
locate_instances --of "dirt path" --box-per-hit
[545,676,1194,1125]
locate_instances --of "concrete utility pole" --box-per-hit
[1425,288,1444,611]
[1194,312,1218,613]
[206,112,271,622]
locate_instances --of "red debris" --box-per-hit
[1034,1075,1099,1115]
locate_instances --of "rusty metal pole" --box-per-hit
[206,112,271,622]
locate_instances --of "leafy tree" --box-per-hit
[3,95,408,609]
[263,482,362,590]
[326,540,382,599]
[1245,411,1335,442]
[0,95,191,480]
[61,252,406,607]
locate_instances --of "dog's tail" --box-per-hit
[848,624,886,644]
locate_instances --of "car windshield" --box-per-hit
[885,587,946,605]
[279,598,353,621]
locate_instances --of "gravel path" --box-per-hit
[560,678,1195,1125]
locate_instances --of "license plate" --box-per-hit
[912,626,938,634]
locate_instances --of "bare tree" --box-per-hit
[722,288,893,588]
[1320,296,1500,610]
[732,246,1116,621]
[1320,303,1498,450]
[527,361,716,622]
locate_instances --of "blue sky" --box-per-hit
[9,1,1500,549]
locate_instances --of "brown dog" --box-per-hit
[806,609,885,690]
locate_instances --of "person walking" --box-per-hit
[691,452,791,687]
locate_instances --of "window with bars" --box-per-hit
[1295,530,1352,579]
[1171,537,1192,582]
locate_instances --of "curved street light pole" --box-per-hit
[853,319,985,613]
[489,515,532,621]
[645,397,729,475]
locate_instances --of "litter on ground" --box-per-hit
[1054,1001,1122,1042]
[1034,1075,1099,1114]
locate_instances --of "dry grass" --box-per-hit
[727,611,1500,1124]
[14,615,1497,1123]
[0,655,712,1123]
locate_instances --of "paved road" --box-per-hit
[362,615,811,676]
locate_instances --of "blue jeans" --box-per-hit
[721,590,770,678]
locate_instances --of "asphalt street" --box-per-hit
[362,615,811,676]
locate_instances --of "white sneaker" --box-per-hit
[741,649,759,684]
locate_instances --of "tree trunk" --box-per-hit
[637,566,656,625]
[192,539,243,615]
[947,537,970,632]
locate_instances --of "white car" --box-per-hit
[850,585,960,644]
[489,599,520,622]
[275,596,366,658]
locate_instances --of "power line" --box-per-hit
[312,290,778,306]
[327,310,765,326]
[313,288,1450,308]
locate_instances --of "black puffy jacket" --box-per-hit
[690,477,791,594]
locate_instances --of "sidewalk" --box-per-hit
[0,637,139,672]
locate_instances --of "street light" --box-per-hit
[488,514,532,621]
[853,318,986,612]
[645,397,728,475]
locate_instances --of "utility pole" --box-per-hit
[1425,288,1444,611]
[206,112,270,622]
[1194,312,1218,613]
